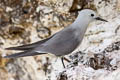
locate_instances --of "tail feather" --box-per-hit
[5,43,39,51]
[3,50,47,58]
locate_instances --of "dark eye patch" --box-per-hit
[91,14,94,17]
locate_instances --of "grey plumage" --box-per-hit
[6,34,55,51]
[3,9,107,59]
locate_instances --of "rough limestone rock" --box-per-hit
[0,0,120,80]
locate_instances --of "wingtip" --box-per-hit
[2,54,15,58]
[2,55,11,58]
[2,56,8,58]
[5,47,14,50]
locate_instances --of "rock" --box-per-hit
[0,0,120,80]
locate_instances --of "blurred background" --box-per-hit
[0,0,120,80]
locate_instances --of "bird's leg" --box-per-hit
[61,57,71,68]
[64,57,71,63]
[61,57,65,68]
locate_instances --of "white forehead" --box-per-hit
[78,9,96,15]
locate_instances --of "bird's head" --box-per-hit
[78,9,108,23]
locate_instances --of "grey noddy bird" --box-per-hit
[3,9,107,68]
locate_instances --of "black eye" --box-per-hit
[91,14,94,17]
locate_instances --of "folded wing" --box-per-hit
[6,34,55,51]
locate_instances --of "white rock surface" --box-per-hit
[1,0,120,80]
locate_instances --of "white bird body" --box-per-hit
[4,9,107,58]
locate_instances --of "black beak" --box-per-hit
[95,17,108,22]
